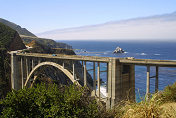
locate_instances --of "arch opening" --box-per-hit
[24,62,81,87]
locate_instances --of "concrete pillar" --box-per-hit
[84,61,87,86]
[111,59,122,107]
[73,62,75,80]
[106,59,136,109]
[82,61,84,77]
[93,62,96,96]
[21,57,24,89]
[97,62,100,100]
[11,53,20,90]
[28,58,31,72]
[26,58,29,77]
[106,63,108,93]
[106,58,122,109]
[155,66,159,92]
[129,65,135,100]
[38,58,41,64]
[120,64,135,101]
[32,59,34,69]
[63,62,65,69]
[106,60,112,109]
[146,65,150,100]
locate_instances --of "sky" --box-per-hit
[0,0,176,34]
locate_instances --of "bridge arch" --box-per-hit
[24,62,81,87]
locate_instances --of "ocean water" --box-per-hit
[60,40,176,101]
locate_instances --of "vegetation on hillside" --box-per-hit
[0,18,36,37]
[0,22,15,50]
[0,49,10,99]
[0,22,26,51]
[25,40,53,53]
[0,84,101,118]
[2,82,176,117]
[21,35,72,49]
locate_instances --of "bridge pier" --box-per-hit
[26,58,29,77]
[73,62,75,80]
[84,61,87,86]
[38,58,41,64]
[93,62,96,96]
[11,53,22,90]
[155,66,159,92]
[146,66,159,100]
[106,59,135,109]
[97,62,100,100]
[21,57,24,89]
[146,66,150,100]
[32,58,34,69]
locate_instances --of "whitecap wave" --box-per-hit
[104,51,111,54]
[96,86,107,98]
[154,54,160,55]
[140,53,147,55]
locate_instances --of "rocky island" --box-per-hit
[113,46,125,53]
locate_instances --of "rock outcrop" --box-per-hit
[8,32,26,51]
[113,47,125,53]
[0,22,26,51]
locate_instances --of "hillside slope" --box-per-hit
[21,35,72,49]
[0,22,26,51]
[0,18,72,49]
[0,18,36,37]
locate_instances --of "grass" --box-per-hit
[109,82,176,118]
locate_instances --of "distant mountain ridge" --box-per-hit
[37,11,176,41]
[0,18,36,37]
[0,18,72,49]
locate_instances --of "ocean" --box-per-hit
[60,40,176,101]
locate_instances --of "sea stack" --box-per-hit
[113,46,125,53]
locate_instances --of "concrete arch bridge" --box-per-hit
[11,53,176,108]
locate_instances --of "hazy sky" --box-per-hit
[0,0,176,33]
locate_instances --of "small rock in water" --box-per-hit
[113,46,125,53]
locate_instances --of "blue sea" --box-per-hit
[60,40,176,101]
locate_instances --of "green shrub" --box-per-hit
[0,84,99,118]
[160,82,176,103]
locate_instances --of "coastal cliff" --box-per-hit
[0,18,72,49]
[0,22,26,97]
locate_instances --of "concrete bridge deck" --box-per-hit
[16,53,176,66]
[119,58,176,67]
[16,53,111,62]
